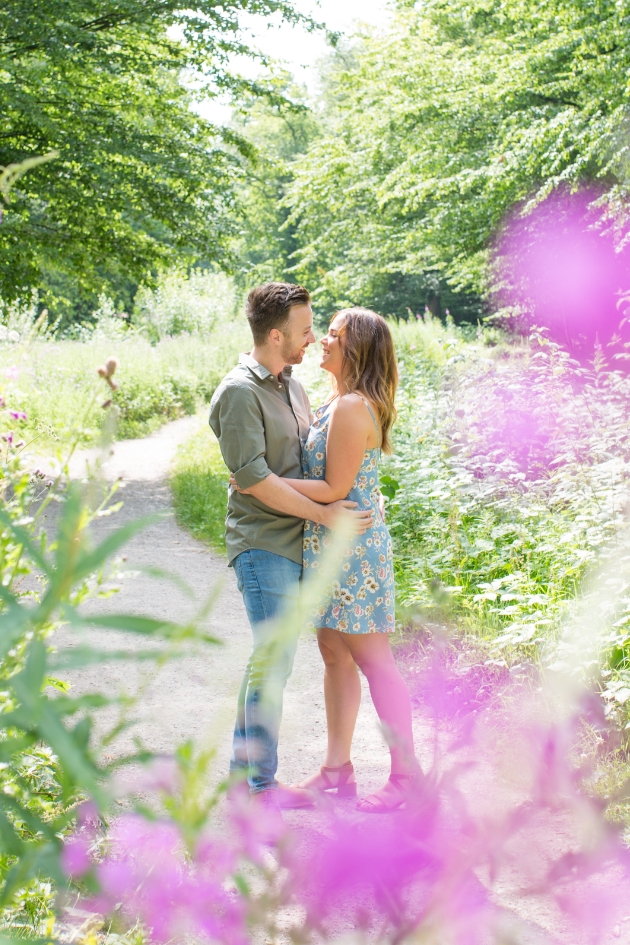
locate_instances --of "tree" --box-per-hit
[0,0,308,308]
[229,73,319,292]
[283,0,630,315]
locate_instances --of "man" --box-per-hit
[209,282,372,822]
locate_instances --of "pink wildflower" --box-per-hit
[61,836,92,878]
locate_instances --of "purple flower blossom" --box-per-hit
[9,410,26,421]
[494,189,630,357]
[63,658,630,945]
[81,815,247,945]
[61,836,92,878]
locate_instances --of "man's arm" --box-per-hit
[210,382,372,531]
[247,474,372,531]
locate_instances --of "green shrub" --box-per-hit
[385,323,630,710]
[135,270,238,341]
[0,416,220,935]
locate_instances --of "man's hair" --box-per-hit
[246,282,311,346]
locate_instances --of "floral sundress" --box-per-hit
[302,398,395,634]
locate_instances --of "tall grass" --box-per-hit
[170,423,229,552]
[0,315,250,450]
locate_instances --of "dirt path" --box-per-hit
[46,417,625,945]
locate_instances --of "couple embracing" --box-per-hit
[209,282,419,826]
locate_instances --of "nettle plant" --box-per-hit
[387,326,630,716]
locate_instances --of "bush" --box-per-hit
[0,386,220,935]
[135,270,238,341]
[385,319,630,716]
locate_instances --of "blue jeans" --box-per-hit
[231,550,302,794]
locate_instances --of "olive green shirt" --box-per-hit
[208,353,313,566]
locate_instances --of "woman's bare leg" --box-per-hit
[344,633,417,805]
[298,627,361,790]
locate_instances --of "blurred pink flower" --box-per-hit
[494,189,630,356]
[61,836,92,878]
[9,410,26,421]
[4,366,18,381]
[85,815,247,944]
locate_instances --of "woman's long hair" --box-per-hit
[334,307,398,454]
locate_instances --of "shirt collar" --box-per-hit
[239,352,293,381]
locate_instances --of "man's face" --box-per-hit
[279,304,316,365]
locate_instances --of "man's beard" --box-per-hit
[280,339,305,365]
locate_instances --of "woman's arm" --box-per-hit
[285,396,372,503]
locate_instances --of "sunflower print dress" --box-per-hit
[302,397,395,634]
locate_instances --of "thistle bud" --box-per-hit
[101,399,112,409]
[105,357,118,377]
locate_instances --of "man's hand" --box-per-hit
[322,500,374,535]
[230,474,251,494]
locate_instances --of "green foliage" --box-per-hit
[386,321,630,711]
[229,75,320,292]
[279,0,630,312]
[135,271,238,341]
[170,424,229,552]
[0,0,308,308]
[0,303,250,450]
[0,462,220,932]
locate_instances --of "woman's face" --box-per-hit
[320,314,346,375]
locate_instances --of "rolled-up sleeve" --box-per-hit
[209,382,272,489]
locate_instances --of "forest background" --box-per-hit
[4,0,630,939]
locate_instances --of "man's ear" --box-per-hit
[268,328,282,347]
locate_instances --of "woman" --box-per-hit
[287,307,418,812]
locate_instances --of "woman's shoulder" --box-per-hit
[336,392,377,420]
[337,391,368,409]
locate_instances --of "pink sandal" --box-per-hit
[356,773,413,813]
[300,761,357,797]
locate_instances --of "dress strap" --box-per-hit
[358,395,381,447]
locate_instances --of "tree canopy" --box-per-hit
[0,0,308,307]
[237,0,630,318]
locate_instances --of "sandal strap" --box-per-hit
[320,762,353,789]
[388,773,413,785]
